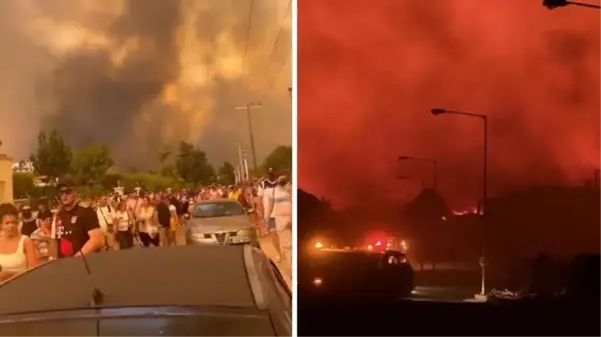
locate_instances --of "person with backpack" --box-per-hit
[96,196,115,250]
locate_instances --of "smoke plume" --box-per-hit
[0,0,291,167]
[298,0,600,208]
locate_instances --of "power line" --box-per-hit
[259,0,292,103]
[238,0,256,95]
[260,50,290,103]
[265,0,291,72]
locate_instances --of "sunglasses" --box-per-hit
[58,188,73,195]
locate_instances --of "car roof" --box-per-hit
[0,245,256,315]
[195,198,239,204]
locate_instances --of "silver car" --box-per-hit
[186,199,258,247]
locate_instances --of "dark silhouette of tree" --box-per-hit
[29,130,72,179]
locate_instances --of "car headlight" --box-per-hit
[237,229,252,237]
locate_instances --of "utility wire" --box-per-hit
[238,0,256,97]
[259,0,292,103]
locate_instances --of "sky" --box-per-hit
[298,0,600,209]
[0,0,291,168]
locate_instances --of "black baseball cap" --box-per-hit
[56,177,75,190]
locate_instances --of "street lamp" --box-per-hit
[430,107,488,300]
[543,0,601,9]
[398,156,438,190]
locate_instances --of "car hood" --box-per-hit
[188,215,251,232]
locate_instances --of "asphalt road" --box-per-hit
[408,270,481,302]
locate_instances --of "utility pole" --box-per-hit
[234,103,262,175]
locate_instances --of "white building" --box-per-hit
[12,160,35,174]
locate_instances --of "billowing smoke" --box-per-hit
[298,0,600,208]
[0,0,291,167]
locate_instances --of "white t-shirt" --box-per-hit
[272,185,292,218]
[257,179,278,219]
[114,210,130,232]
[96,206,114,232]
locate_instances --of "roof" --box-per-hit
[0,245,256,315]
[196,198,239,204]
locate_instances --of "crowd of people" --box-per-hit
[0,169,292,283]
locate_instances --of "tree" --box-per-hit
[158,146,176,177]
[217,161,236,185]
[262,145,292,174]
[175,141,215,185]
[70,144,114,186]
[30,130,72,178]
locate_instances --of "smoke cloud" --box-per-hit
[298,0,600,209]
[0,0,291,167]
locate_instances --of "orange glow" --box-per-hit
[298,0,600,208]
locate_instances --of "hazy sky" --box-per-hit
[298,0,600,209]
[0,0,291,168]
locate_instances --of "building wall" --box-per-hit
[0,155,13,204]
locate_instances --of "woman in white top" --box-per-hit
[0,203,38,282]
[137,196,159,247]
[272,176,292,265]
[114,201,134,249]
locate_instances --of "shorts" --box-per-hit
[266,217,276,230]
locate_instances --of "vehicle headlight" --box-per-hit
[237,229,252,237]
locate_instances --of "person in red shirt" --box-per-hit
[53,179,104,258]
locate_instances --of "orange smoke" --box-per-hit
[298,0,600,208]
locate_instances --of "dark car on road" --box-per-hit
[0,245,291,336]
[299,248,414,300]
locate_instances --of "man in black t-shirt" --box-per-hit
[156,197,171,246]
[54,178,104,258]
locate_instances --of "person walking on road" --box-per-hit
[0,203,38,282]
[96,196,115,250]
[30,209,54,263]
[137,196,159,247]
[272,175,292,265]
[113,201,134,250]
[20,205,38,237]
[258,168,282,262]
[53,179,104,258]
[156,197,171,246]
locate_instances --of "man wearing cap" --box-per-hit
[20,204,38,237]
[53,178,104,258]
[257,168,281,261]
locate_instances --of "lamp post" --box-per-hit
[398,156,438,190]
[430,107,488,300]
[543,0,601,9]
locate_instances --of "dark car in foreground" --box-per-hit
[299,248,414,300]
[0,245,291,336]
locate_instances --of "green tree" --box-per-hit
[29,130,72,178]
[158,147,176,177]
[13,173,36,199]
[175,141,215,185]
[217,161,236,185]
[70,144,114,186]
[262,145,292,173]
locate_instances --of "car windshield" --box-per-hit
[193,202,245,218]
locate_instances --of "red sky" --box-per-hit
[298,0,600,209]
